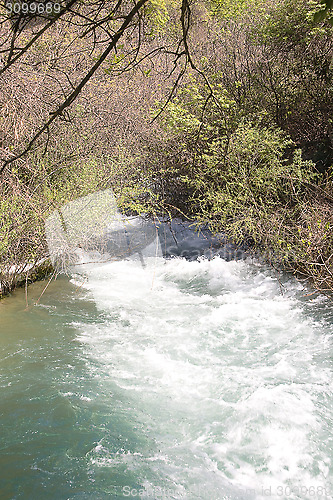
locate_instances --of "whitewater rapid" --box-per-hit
[69,255,333,499]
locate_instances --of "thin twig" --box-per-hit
[34,269,57,305]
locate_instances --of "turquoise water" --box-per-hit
[0,257,332,499]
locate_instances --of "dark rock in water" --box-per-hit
[156,218,247,262]
[45,190,249,272]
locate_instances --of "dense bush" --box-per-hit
[0,0,332,296]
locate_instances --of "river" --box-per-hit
[0,255,332,499]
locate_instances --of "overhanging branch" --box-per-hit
[0,0,149,175]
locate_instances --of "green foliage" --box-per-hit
[161,79,240,149]
[144,0,172,34]
[0,190,45,276]
[314,0,333,24]
[0,142,162,295]
[209,0,265,19]
[234,0,333,172]
[257,0,333,45]
[157,79,318,265]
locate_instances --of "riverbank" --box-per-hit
[1,191,333,301]
[0,259,54,300]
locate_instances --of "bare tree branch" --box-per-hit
[0,0,150,174]
[0,0,80,75]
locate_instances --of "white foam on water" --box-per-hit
[72,256,333,499]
